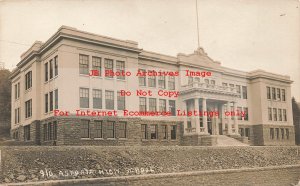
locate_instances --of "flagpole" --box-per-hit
[196,0,200,48]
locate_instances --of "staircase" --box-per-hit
[215,135,249,146]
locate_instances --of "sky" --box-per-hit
[0,0,299,99]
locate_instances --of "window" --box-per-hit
[49,59,53,79]
[94,120,102,138]
[267,87,271,99]
[45,63,48,82]
[158,76,166,89]
[270,128,274,139]
[211,80,215,85]
[25,99,32,118]
[49,91,53,112]
[118,121,126,138]
[54,56,58,76]
[141,124,147,139]
[148,98,157,112]
[138,69,146,86]
[139,97,147,112]
[273,108,277,121]
[171,125,176,139]
[276,88,281,100]
[242,86,247,99]
[93,89,102,109]
[283,109,287,121]
[104,59,113,78]
[117,91,125,110]
[272,87,276,100]
[236,85,241,98]
[169,100,176,116]
[105,91,114,109]
[168,76,175,90]
[53,121,57,140]
[245,128,250,138]
[268,108,272,121]
[148,71,156,87]
[80,88,89,108]
[55,89,58,109]
[229,84,234,91]
[286,129,289,139]
[276,128,279,139]
[244,107,248,121]
[278,109,282,121]
[107,121,115,138]
[48,122,53,140]
[222,82,228,87]
[188,77,193,84]
[239,128,245,136]
[80,120,90,138]
[116,61,125,80]
[281,89,286,101]
[14,108,20,124]
[15,82,20,99]
[237,107,242,120]
[162,125,167,139]
[150,125,158,139]
[25,71,32,90]
[92,56,101,76]
[24,125,30,141]
[45,94,48,113]
[79,54,89,75]
[187,121,192,128]
[204,79,209,84]
[281,128,284,139]
[159,99,166,112]
[43,124,47,141]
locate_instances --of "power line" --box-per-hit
[0,39,31,46]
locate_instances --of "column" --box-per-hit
[233,102,238,134]
[195,98,200,134]
[227,101,232,135]
[221,104,225,134]
[182,101,188,135]
[215,104,219,135]
[202,98,208,134]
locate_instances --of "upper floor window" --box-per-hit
[92,56,101,77]
[236,85,241,97]
[267,86,271,99]
[283,109,287,121]
[159,99,166,112]
[272,87,276,100]
[276,88,281,100]
[116,61,125,80]
[79,88,89,108]
[158,76,166,89]
[54,89,58,109]
[49,59,53,79]
[45,62,48,82]
[15,108,20,124]
[105,90,114,110]
[148,71,156,87]
[54,56,58,77]
[222,82,228,87]
[45,94,48,113]
[204,79,209,84]
[49,91,53,112]
[15,82,20,99]
[138,69,146,86]
[104,59,113,78]
[242,86,247,99]
[237,107,243,120]
[25,99,32,118]
[188,77,193,84]
[139,97,147,112]
[169,100,176,116]
[25,71,32,90]
[273,108,277,121]
[149,98,157,112]
[168,76,175,90]
[278,108,282,121]
[244,107,248,120]
[79,54,89,75]
[210,80,216,85]
[268,107,272,121]
[281,89,286,101]
[93,89,102,109]
[117,91,125,110]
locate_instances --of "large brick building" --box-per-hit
[10,26,295,146]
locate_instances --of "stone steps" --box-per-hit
[215,135,249,146]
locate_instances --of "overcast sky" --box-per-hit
[0,0,299,100]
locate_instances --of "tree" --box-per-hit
[0,69,11,124]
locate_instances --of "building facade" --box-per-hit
[10,26,295,146]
